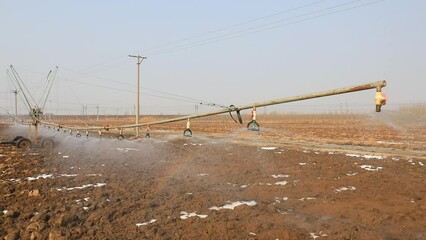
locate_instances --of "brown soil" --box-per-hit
[1,112,425,240]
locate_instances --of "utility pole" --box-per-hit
[129,54,147,138]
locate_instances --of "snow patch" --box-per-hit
[274,181,288,186]
[3,210,8,215]
[261,147,277,150]
[180,211,208,220]
[116,147,139,153]
[26,174,54,181]
[271,174,289,178]
[360,165,383,171]
[86,174,102,177]
[197,173,207,177]
[335,186,356,193]
[59,174,78,177]
[209,200,257,210]
[346,172,358,176]
[299,197,316,201]
[5,178,21,182]
[346,153,385,160]
[136,219,157,227]
[56,183,107,191]
[299,163,307,166]
[310,232,328,239]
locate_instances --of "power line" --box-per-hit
[59,67,228,107]
[148,0,382,57]
[140,0,327,54]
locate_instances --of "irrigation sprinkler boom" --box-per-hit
[5,65,58,148]
[38,80,387,137]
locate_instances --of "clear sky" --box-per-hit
[1,0,425,115]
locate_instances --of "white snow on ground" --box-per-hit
[180,211,208,220]
[274,181,288,186]
[346,172,358,176]
[299,197,316,201]
[5,173,102,182]
[116,147,139,153]
[4,178,21,182]
[249,232,257,236]
[56,183,106,191]
[86,174,102,177]
[299,163,307,166]
[197,173,208,177]
[75,197,90,203]
[190,143,203,146]
[346,154,385,160]
[360,165,383,171]
[59,174,78,177]
[310,232,328,239]
[419,162,424,166]
[261,147,277,150]
[271,174,289,178]
[273,197,289,204]
[376,141,402,145]
[209,200,257,210]
[335,186,356,193]
[136,219,157,227]
[62,156,69,158]
[3,210,8,215]
[26,174,54,181]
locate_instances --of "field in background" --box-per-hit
[37,110,426,155]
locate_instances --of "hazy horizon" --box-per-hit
[1,1,425,116]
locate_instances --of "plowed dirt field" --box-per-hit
[1,112,425,240]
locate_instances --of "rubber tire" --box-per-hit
[16,138,31,149]
[247,120,260,131]
[117,135,124,140]
[76,133,81,138]
[183,128,192,137]
[41,138,54,149]
[13,136,24,142]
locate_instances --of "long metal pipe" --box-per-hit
[38,80,387,131]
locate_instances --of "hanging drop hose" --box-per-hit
[228,105,242,124]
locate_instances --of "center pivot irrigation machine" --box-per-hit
[4,64,387,149]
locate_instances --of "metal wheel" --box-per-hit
[41,138,55,149]
[16,138,31,149]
